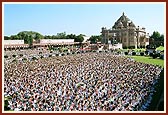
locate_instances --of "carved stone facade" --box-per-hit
[101,12,149,48]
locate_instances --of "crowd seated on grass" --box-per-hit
[4,51,162,111]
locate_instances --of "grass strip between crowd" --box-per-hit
[126,56,164,68]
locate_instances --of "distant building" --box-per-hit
[39,39,74,44]
[101,12,149,49]
[4,40,24,45]
[4,40,29,50]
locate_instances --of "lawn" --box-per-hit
[126,56,164,68]
[121,48,145,52]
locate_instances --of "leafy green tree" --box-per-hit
[75,34,84,42]
[66,34,76,39]
[17,31,43,44]
[57,32,66,39]
[4,36,10,40]
[35,33,44,40]
[89,35,102,44]
[44,35,52,39]
[150,31,164,47]
[10,35,20,40]
[150,31,160,40]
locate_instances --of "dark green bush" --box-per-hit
[152,54,157,59]
[140,52,144,56]
[132,52,136,56]
[128,46,135,49]
[125,52,128,55]
[149,53,153,57]
[145,51,149,55]
[123,46,128,49]
[156,53,160,58]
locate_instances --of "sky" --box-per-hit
[3,2,165,37]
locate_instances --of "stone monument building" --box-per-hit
[101,12,149,49]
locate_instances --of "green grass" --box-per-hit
[127,56,164,68]
[156,46,164,51]
[121,48,145,52]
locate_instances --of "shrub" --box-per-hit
[50,51,53,53]
[160,55,164,59]
[67,53,70,55]
[145,51,149,55]
[149,53,153,57]
[56,54,59,56]
[123,46,127,49]
[132,52,136,56]
[153,50,156,54]
[152,54,157,59]
[39,52,42,54]
[140,52,144,56]
[49,55,52,57]
[156,53,160,58]
[128,46,135,49]
[40,56,44,59]
[125,52,128,55]
[61,53,65,56]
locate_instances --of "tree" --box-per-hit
[35,33,44,40]
[57,32,66,39]
[75,34,84,42]
[66,34,76,39]
[10,35,20,40]
[89,35,102,44]
[150,31,164,47]
[150,31,160,40]
[17,31,43,44]
[4,36,10,40]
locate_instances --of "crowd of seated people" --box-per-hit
[4,52,162,111]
